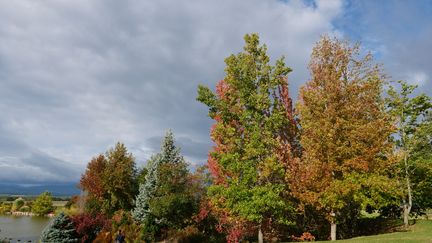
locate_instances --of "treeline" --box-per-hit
[0,192,56,216]
[41,34,432,243]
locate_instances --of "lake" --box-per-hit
[0,215,51,242]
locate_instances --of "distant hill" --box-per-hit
[0,182,80,196]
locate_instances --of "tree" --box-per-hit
[197,33,299,243]
[410,112,432,212]
[40,212,79,243]
[32,191,54,216]
[79,142,137,215]
[11,197,25,212]
[133,130,197,241]
[295,36,397,240]
[386,80,432,226]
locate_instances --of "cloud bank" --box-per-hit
[11,0,430,184]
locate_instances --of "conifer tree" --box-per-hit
[40,212,79,243]
[133,130,195,240]
[197,33,299,243]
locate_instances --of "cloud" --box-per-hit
[0,0,342,183]
[0,125,81,182]
[336,1,432,92]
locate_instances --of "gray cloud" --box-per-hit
[0,0,342,183]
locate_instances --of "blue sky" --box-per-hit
[0,0,430,185]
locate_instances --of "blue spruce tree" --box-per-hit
[132,130,195,240]
[40,212,79,243]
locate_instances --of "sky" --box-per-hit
[0,0,431,185]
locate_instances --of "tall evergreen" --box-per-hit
[133,130,195,240]
[40,212,79,243]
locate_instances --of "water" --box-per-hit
[0,215,51,242]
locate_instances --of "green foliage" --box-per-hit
[410,112,432,211]
[11,197,25,212]
[133,130,197,240]
[40,212,79,243]
[32,191,54,216]
[386,80,432,217]
[197,33,298,241]
[0,202,12,214]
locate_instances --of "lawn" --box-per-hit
[317,220,432,243]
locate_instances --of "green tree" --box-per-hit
[133,130,196,241]
[11,197,25,212]
[410,112,432,212]
[386,80,432,226]
[40,212,79,243]
[80,142,137,215]
[197,33,299,243]
[296,36,397,240]
[32,191,54,216]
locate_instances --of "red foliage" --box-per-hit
[71,213,111,243]
[79,154,106,201]
[216,79,229,100]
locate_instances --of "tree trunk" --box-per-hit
[258,225,263,243]
[403,204,409,227]
[403,153,412,227]
[330,221,337,241]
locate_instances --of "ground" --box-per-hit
[316,220,432,243]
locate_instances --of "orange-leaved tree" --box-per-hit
[294,36,398,240]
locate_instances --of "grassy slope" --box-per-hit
[317,220,432,243]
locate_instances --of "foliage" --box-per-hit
[11,197,25,212]
[0,202,12,214]
[197,33,299,242]
[79,142,138,215]
[111,210,143,242]
[32,191,54,216]
[410,112,432,211]
[71,213,110,243]
[386,80,432,223]
[40,212,79,243]
[295,36,398,238]
[133,130,198,241]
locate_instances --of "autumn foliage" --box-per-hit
[68,33,431,242]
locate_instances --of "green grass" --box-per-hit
[317,220,432,243]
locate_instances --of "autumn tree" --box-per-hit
[11,197,25,212]
[295,36,397,240]
[197,33,299,243]
[132,130,197,241]
[79,142,137,215]
[386,80,432,226]
[32,191,54,216]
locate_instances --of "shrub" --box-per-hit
[71,213,110,243]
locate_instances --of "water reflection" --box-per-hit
[0,215,51,242]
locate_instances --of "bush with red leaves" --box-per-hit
[71,213,111,243]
